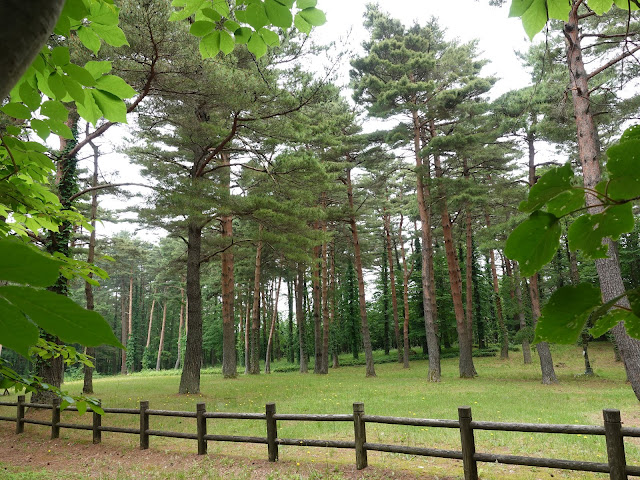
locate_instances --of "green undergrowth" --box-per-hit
[1,343,638,480]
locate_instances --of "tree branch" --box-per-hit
[68,182,152,202]
[588,44,640,80]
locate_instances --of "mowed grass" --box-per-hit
[1,342,639,480]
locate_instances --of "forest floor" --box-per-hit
[0,342,638,479]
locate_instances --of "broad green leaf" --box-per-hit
[76,401,88,416]
[626,313,640,339]
[190,20,215,37]
[212,0,231,17]
[0,286,123,348]
[89,1,120,26]
[62,76,85,105]
[0,297,39,357]
[200,31,221,58]
[535,284,602,344]
[248,32,268,57]
[62,63,97,87]
[589,0,614,15]
[297,0,317,8]
[606,138,640,200]
[48,120,74,139]
[613,0,640,9]
[169,0,206,21]
[61,0,90,21]
[51,47,70,66]
[628,289,640,318]
[509,0,535,17]
[92,90,127,123]
[219,31,235,55]
[519,163,574,213]
[619,124,640,142]
[545,188,585,217]
[30,119,51,140]
[260,28,280,47]
[590,309,629,338]
[265,0,293,29]
[76,90,103,126]
[85,61,112,79]
[0,238,61,287]
[95,75,137,99]
[299,7,326,26]
[504,211,561,276]
[48,73,67,100]
[246,2,270,29]
[1,102,31,120]
[294,12,311,34]
[234,27,253,44]
[90,23,129,47]
[77,25,102,54]
[41,100,69,123]
[88,403,105,415]
[521,0,547,40]
[224,19,241,31]
[547,0,571,21]
[568,203,634,258]
[19,82,42,111]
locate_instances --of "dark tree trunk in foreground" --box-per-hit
[463,160,475,355]
[179,223,203,393]
[346,168,376,377]
[529,275,558,384]
[564,4,640,400]
[296,264,308,373]
[384,212,403,364]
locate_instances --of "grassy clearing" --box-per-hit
[1,342,638,479]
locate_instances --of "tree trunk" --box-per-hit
[463,160,475,354]
[412,112,440,382]
[146,292,156,349]
[120,281,127,375]
[126,275,134,373]
[221,154,236,378]
[296,264,308,373]
[529,275,558,384]
[313,233,323,374]
[287,279,294,364]
[346,168,376,377]
[249,227,263,375]
[431,131,475,378]
[321,217,330,374]
[512,262,531,364]
[384,212,403,364]
[179,223,203,393]
[487,243,508,359]
[564,3,640,400]
[330,244,339,369]
[156,299,167,371]
[174,287,185,369]
[83,137,100,394]
[265,276,282,374]
[244,290,251,374]
[399,214,411,369]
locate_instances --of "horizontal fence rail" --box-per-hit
[1,397,639,479]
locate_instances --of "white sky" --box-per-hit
[91,0,535,242]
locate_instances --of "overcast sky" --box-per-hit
[95,0,537,241]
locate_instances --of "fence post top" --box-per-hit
[266,403,276,412]
[17,395,25,402]
[140,400,149,408]
[52,397,61,406]
[458,406,472,414]
[196,402,206,412]
[353,402,364,412]
[603,409,621,422]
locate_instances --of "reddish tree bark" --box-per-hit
[384,211,403,364]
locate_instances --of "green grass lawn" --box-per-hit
[1,342,638,479]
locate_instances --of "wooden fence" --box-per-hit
[1,396,639,479]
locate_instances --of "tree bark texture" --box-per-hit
[265,276,282,374]
[412,112,440,382]
[156,300,167,371]
[249,229,263,375]
[296,264,308,373]
[321,219,330,374]
[346,168,376,377]
[244,291,251,374]
[432,143,475,378]
[179,223,203,393]
[384,212,403,364]
[512,262,531,364]
[463,160,475,353]
[221,154,237,378]
[313,236,323,374]
[174,287,185,369]
[399,214,412,369]
[529,275,558,384]
[488,246,509,359]
[564,4,640,400]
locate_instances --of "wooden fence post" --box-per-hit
[458,406,478,480]
[51,398,61,439]
[353,402,367,470]
[603,409,627,480]
[197,402,207,455]
[266,403,278,462]
[16,395,25,434]
[92,401,102,444]
[140,400,149,450]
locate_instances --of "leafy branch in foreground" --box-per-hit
[505,125,640,344]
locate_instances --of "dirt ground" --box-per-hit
[0,422,455,479]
